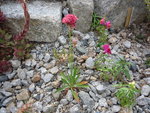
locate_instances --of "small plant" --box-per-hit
[95,45,131,81]
[56,67,89,102]
[114,82,139,108]
[53,14,78,66]
[91,14,111,47]
[0,0,32,73]
[91,13,101,30]
[95,53,114,81]
[112,58,131,81]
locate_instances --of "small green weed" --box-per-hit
[56,67,89,102]
[91,13,101,30]
[95,54,131,81]
[91,13,109,47]
[114,82,140,108]
[112,58,131,81]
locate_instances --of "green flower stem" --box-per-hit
[68,26,74,69]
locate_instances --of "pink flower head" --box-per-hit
[62,14,78,28]
[102,44,111,54]
[100,18,105,25]
[105,21,111,29]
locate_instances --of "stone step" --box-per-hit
[1,1,62,42]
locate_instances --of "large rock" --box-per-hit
[67,0,94,32]
[94,0,147,29]
[1,1,62,42]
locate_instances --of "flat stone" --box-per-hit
[43,53,51,62]
[33,101,43,111]
[16,89,30,101]
[26,70,34,77]
[2,81,12,91]
[58,35,67,45]
[50,66,59,74]
[0,107,7,113]
[68,0,94,32]
[25,59,32,67]
[123,40,131,48]
[85,57,94,69]
[32,73,41,83]
[42,73,54,83]
[0,76,9,82]
[108,37,117,44]
[98,98,108,107]
[10,60,21,68]
[96,84,105,94]
[69,105,81,113]
[6,71,16,80]
[60,99,68,105]
[11,79,21,86]
[2,97,14,106]
[40,67,47,74]
[43,104,56,113]
[29,83,35,92]
[0,91,12,97]
[141,85,150,96]
[1,1,62,42]
[17,68,26,80]
[111,105,121,112]
[79,91,95,109]
[52,90,60,100]
[66,90,73,101]
[136,96,150,106]
[76,45,87,54]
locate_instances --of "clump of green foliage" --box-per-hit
[114,82,139,108]
[91,13,110,47]
[56,67,89,102]
[91,13,102,31]
[112,58,131,81]
[95,54,131,81]
[95,54,114,81]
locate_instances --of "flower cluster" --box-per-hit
[62,14,78,28]
[100,18,111,29]
[102,44,111,54]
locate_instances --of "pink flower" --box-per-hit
[62,14,78,28]
[105,21,111,29]
[102,44,111,54]
[100,18,105,25]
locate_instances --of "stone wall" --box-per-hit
[94,0,147,29]
[0,0,147,42]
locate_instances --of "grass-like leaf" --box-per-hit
[56,67,89,102]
